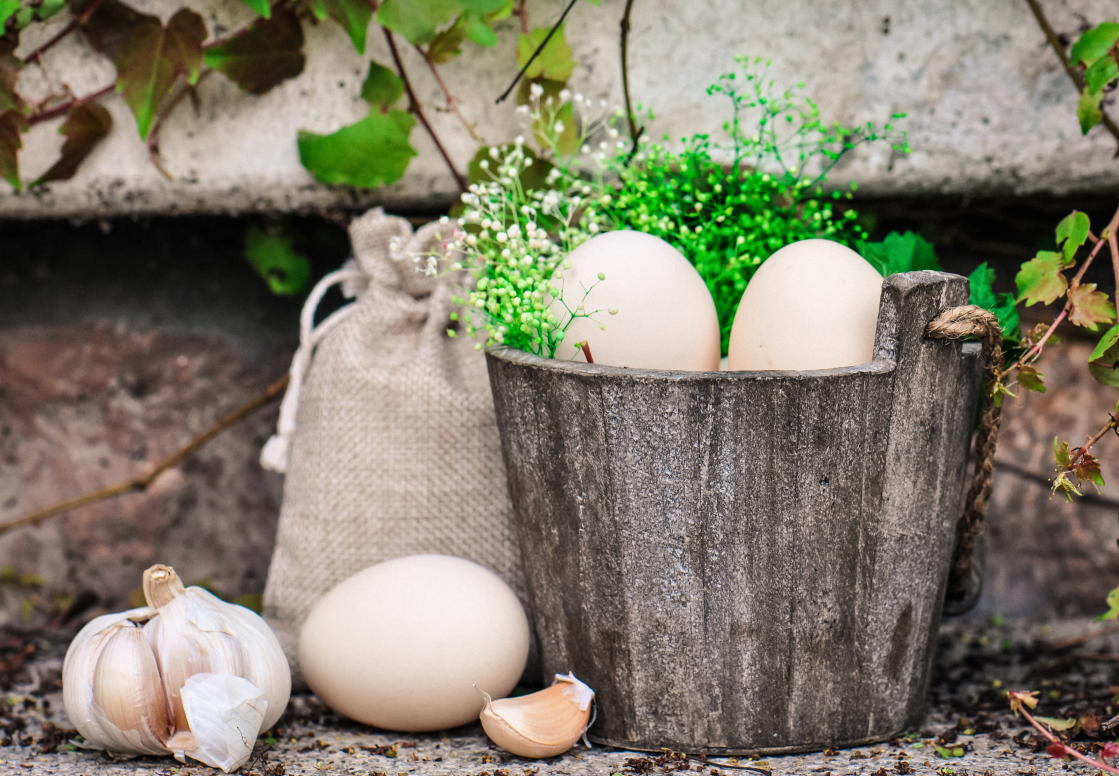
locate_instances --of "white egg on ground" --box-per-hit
[299,554,529,732]
[547,230,721,371]
[727,239,884,371]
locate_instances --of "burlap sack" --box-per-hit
[260,208,530,687]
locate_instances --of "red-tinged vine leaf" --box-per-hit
[204,6,305,95]
[991,381,1015,409]
[1016,251,1068,306]
[0,109,25,190]
[1089,338,1119,387]
[30,102,112,186]
[517,22,575,82]
[1097,588,1119,622]
[1053,471,1083,502]
[1078,87,1105,134]
[1068,283,1115,331]
[1017,365,1045,394]
[1046,742,1068,760]
[361,61,403,108]
[1054,436,1072,468]
[1103,741,1119,759]
[298,109,416,188]
[427,12,466,63]
[84,1,206,139]
[0,46,27,116]
[235,0,271,18]
[376,0,461,46]
[1070,23,1119,66]
[1055,211,1090,262]
[1075,453,1105,488]
[1023,322,1061,348]
[1008,690,1039,714]
[1089,322,1119,362]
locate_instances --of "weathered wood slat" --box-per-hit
[486,271,983,754]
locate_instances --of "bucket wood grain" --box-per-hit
[485,271,983,754]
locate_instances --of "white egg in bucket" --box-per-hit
[299,554,529,732]
[727,239,883,371]
[547,230,721,371]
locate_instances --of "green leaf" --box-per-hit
[0,45,28,116]
[244,224,311,295]
[84,2,207,139]
[460,0,506,11]
[1089,338,1119,387]
[30,103,113,186]
[516,77,577,152]
[463,12,496,46]
[1085,54,1119,94]
[1016,251,1068,306]
[377,0,461,45]
[318,0,372,53]
[517,22,575,82]
[235,0,271,18]
[1054,436,1072,468]
[858,230,941,276]
[0,0,19,29]
[1068,283,1115,331]
[468,143,553,191]
[361,61,404,107]
[1055,211,1090,262]
[204,6,304,95]
[427,12,466,63]
[1017,365,1046,394]
[1078,87,1105,134]
[968,263,1021,344]
[36,0,67,21]
[1090,323,1119,362]
[1097,587,1119,621]
[1035,716,1079,732]
[298,109,417,188]
[0,110,25,190]
[1076,454,1105,488]
[1070,23,1119,66]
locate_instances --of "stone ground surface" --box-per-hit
[1,617,1119,775]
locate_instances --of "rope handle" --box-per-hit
[926,305,1004,612]
[260,265,365,473]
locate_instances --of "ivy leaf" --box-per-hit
[1054,436,1072,468]
[427,12,466,63]
[1089,322,1119,362]
[0,0,18,29]
[968,262,1021,343]
[1085,53,1119,95]
[235,0,271,18]
[1023,322,1060,348]
[1078,87,1105,134]
[463,12,496,47]
[1096,587,1119,621]
[460,0,506,11]
[31,103,113,186]
[517,22,575,82]
[1068,283,1115,331]
[1075,453,1105,488]
[859,230,942,276]
[1053,471,1082,502]
[36,0,67,21]
[244,224,311,295]
[1055,211,1090,262]
[298,109,416,188]
[361,61,404,108]
[0,109,25,190]
[204,6,305,95]
[316,0,372,53]
[1070,23,1119,67]
[1089,338,1119,387]
[1017,364,1045,394]
[1036,717,1079,732]
[0,44,28,116]
[1016,251,1068,306]
[377,0,461,45]
[84,1,207,139]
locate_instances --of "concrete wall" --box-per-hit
[2,0,1118,219]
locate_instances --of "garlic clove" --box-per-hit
[479,673,595,759]
[177,673,267,773]
[63,608,156,752]
[87,621,172,756]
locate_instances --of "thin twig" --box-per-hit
[1048,623,1119,650]
[577,340,594,363]
[517,0,528,34]
[1022,0,1119,153]
[495,0,579,104]
[0,374,289,540]
[1009,692,1119,774]
[991,457,1119,506]
[619,0,642,145]
[146,70,212,180]
[415,45,483,142]
[20,0,106,65]
[383,27,467,193]
[26,83,114,126]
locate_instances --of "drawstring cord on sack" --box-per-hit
[260,264,366,473]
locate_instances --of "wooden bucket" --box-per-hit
[485,271,983,754]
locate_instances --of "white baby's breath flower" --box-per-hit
[559,89,572,102]
[530,83,544,98]
[554,120,565,133]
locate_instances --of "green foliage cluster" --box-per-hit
[1070,22,1119,134]
[599,58,909,352]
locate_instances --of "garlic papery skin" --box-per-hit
[173,673,267,772]
[62,610,171,756]
[479,673,595,758]
[141,564,290,769]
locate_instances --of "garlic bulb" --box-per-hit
[479,673,595,758]
[63,565,290,773]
